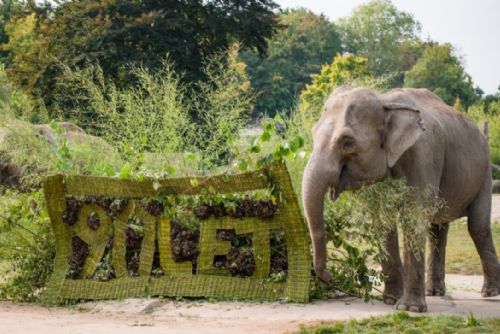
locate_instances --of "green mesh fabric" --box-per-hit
[42,161,312,304]
[73,204,113,277]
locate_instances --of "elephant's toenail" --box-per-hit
[396,304,407,311]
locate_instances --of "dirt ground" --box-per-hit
[2,195,500,334]
[1,275,499,334]
[491,195,500,222]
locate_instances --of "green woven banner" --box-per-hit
[42,161,311,304]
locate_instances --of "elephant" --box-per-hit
[302,86,500,312]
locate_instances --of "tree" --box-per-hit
[482,85,500,114]
[3,0,280,110]
[452,96,465,112]
[339,0,421,84]
[299,54,372,126]
[2,13,44,92]
[240,9,342,117]
[404,43,479,107]
[0,0,22,65]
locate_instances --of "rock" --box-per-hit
[0,162,22,189]
[0,121,122,191]
[33,122,85,145]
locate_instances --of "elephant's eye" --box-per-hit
[342,138,355,150]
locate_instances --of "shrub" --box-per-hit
[468,103,500,178]
[0,190,54,301]
[0,64,47,123]
[53,45,253,171]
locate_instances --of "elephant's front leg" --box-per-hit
[396,238,427,312]
[426,223,449,296]
[380,228,403,305]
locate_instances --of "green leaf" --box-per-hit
[165,166,176,175]
[238,159,248,171]
[186,152,197,161]
[289,136,305,152]
[260,130,271,142]
[274,113,284,124]
[118,163,132,179]
[264,121,275,133]
[247,145,261,153]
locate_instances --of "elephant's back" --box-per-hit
[390,88,488,161]
[388,88,490,221]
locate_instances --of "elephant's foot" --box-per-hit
[481,280,500,297]
[396,295,427,313]
[383,283,403,305]
[315,268,332,283]
[426,279,446,296]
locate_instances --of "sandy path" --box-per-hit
[492,195,500,222]
[1,274,499,334]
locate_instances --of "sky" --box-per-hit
[274,0,500,95]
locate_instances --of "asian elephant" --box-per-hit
[302,87,500,312]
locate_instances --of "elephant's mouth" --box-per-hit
[328,186,338,201]
[329,180,370,201]
[329,165,375,201]
[329,164,350,201]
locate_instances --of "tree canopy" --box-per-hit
[0,0,21,64]
[298,53,373,127]
[240,8,342,117]
[404,43,478,107]
[339,0,421,85]
[0,0,492,119]
[2,0,280,109]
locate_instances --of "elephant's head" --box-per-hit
[301,87,425,282]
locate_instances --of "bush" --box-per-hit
[0,190,54,301]
[468,103,500,178]
[53,62,192,155]
[0,64,47,123]
[53,45,253,171]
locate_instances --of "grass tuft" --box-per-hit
[297,313,500,334]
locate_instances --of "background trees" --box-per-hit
[240,9,342,117]
[404,43,478,108]
[0,0,21,65]
[0,0,487,119]
[3,0,280,112]
[338,0,421,85]
[299,54,372,113]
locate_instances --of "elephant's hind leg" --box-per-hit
[467,170,500,297]
[426,223,449,296]
[380,229,404,305]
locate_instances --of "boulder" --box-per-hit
[33,122,85,145]
[0,121,122,191]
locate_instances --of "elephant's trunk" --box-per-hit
[301,154,341,281]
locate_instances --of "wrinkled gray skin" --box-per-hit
[302,87,500,312]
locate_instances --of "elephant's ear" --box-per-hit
[383,103,426,168]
